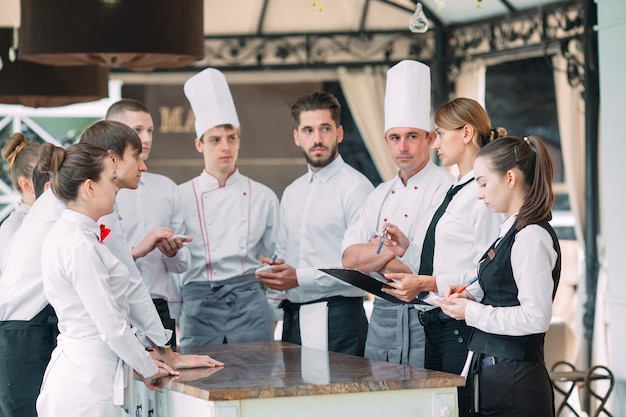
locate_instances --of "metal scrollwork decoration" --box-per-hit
[195,32,436,70]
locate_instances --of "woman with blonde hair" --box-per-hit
[382,98,506,416]
[0,133,41,244]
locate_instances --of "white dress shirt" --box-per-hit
[400,170,503,292]
[116,172,189,301]
[99,208,172,347]
[177,169,279,285]
[278,156,373,303]
[41,209,157,377]
[464,214,559,335]
[342,161,454,255]
[0,191,63,321]
[0,200,30,272]
[0,188,171,347]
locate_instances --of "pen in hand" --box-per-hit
[454,276,479,294]
[376,222,391,255]
[270,254,278,264]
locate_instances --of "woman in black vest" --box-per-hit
[434,135,561,417]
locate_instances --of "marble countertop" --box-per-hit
[167,342,465,401]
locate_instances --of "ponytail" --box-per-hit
[477,135,555,229]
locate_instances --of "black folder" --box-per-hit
[319,268,428,305]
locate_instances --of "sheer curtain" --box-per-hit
[337,66,397,181]
[454,60,486,105]
[554,50,610,401]
[553,52,600,377]
[553,53,586,252]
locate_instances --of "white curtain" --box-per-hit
[552,52,605,383]
[454,60,486,105]
[337,66,397,181]
[553,53,586,251]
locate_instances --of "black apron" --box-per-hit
[0,304,58,417]
[280,296,368,356]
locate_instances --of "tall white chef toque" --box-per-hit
[384,60,431,134]
[184,68,240,139]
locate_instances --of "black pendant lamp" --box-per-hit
[18,0,204,72]
[0,27,109,108]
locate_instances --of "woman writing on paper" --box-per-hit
[434,135,561,416]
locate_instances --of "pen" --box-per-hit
[376,222,391,254]
[454,276,479,294]
[270,254,278,264]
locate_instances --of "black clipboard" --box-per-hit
[319,268,428,305]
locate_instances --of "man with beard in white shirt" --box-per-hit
[256,91,373,355]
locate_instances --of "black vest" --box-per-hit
[467,219,561,363]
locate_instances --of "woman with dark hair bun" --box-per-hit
[434,135,561,417]
[35,143,175,417]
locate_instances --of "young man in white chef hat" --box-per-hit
[341,60,453,367]
[178,68,280,346]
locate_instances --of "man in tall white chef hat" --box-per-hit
[177,68,280,346]
[341,60,453,367]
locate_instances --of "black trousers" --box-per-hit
[153,298,176,347]
[0,305,58,417]
[475,357,554,417]
[281,296,368,356]
[420,308,473,417]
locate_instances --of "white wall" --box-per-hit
[598,0,626,413]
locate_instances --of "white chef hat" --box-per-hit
[384,60,431,134]
[183,68,240,139]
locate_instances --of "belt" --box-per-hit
[417,308,454,326]
[481,356,519,366]
[279,295,364,310]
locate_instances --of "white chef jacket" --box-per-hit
[464,214,559,336]
[177,169,279,285]
[116,172,189,301]
[278,156,373,303]
[0,191,63,321]
[38,210,157,416]
[399,170,503,292]
[342,161,454,255]
[0,200,30,272]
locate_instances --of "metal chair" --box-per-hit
[550,360,614,417]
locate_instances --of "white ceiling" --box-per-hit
[1,0,572,36]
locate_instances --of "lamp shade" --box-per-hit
[0,28,109,108]
[18,0,204,72]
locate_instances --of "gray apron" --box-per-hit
[364,298,425,368]
[179,274,274,346]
